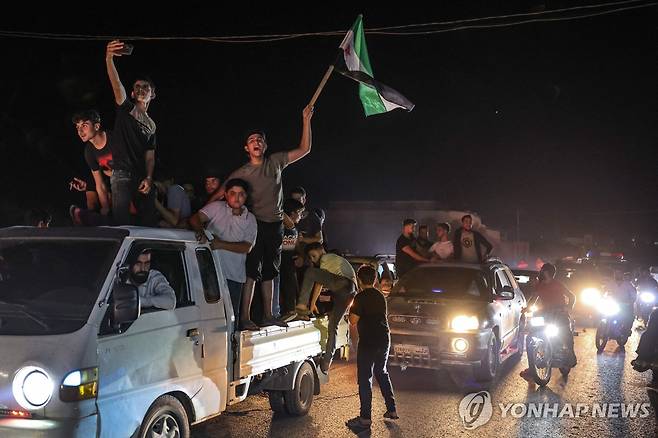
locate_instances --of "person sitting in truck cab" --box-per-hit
[127,249,176,311]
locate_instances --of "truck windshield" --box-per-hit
[392,267,488,300]
[0,238,120,335]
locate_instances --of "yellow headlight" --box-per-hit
[581,288,601,306]
[451,315,479,331]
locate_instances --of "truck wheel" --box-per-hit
[138,395,190,438]
[475,333,499,382]
[284,362,315,416]
[268,390,288,414]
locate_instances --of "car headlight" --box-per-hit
[545,324,559,338]
[597,298,620,317]
[581,288,602,306]
[640,292,656,304]
[529,305,538,313]
[451,315,479,331]
[12,366,53,409]
[60,367,98,402]
[530,316,545,327]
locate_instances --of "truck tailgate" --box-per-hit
[236,317,349,379]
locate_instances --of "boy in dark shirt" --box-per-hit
[346,265,398,432]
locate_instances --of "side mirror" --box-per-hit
[110,283,140,330]
[496,286,514,300]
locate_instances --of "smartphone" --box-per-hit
[118,43,134,56]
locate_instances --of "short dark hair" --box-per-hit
[129,247,152,266]
[403,218,416,226]
[357,264,377,285]
[24,208,51,226]
[305,242,324,255]
[291,186,307,197]
[283,198,304,215]
[72,109,101,125]
[540,263,556,278]
[437,222,451,233]
[461,214,472,222]
[133,74,156,92]
[245,129,267,144]
[203,168,223,181]
[225,178,250,194]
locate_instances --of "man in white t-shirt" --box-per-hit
[189,178,258,330]
[429,222,454,261]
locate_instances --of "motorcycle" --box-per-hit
[595,295,632,353]
[525,301,577,386]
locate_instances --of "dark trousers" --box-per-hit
[226,280,243,326]
[279,252,298,315]
[637,308,658,360]
[357,345,396,420]
[298,267,355,366]
[111,170,157,226]
[246,221,283,282]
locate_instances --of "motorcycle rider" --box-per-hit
[607,270,636,336]
[520,262,577,381]
[635,268,658,328]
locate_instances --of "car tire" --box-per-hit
[138,395,190,438]
[475,333,499,382]
[284,362,315,416]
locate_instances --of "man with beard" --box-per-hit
[127,249,176,311]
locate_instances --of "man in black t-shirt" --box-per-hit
[346,265,398,432]
[71,110,113,217]
[395,218,429,278]
[105,40,158,226]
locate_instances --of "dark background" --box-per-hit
[0,2,656,248]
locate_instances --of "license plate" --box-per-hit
[393,344,430,356]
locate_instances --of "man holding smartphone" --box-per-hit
[105,40,158,226]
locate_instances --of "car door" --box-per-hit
[96,241,204,438]
[493,268,515,349]
[503,267,526,340]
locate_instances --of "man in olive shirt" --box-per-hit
[294,243,356,373]
[208,106,315,329]
[346,265,398,432]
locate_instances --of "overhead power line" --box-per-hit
[0,0,654,43]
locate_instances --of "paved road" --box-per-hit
[192,323,657,438]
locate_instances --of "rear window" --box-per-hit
[392,267,489,300]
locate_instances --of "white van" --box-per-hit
[0,227,349,437]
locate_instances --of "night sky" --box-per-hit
[0,3,656,243]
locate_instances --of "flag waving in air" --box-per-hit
[338,15,415,116]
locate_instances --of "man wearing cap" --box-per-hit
[396,218,429,278]
[207,105,315,329]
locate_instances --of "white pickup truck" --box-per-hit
[0,226,349,437]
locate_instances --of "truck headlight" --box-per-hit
[451,315,479,331]
[581,288,601,306]
[13,366,53,409]
[640,292,656,304]
[60,367,98,402]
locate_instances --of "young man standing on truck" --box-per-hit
[396,219,429,278]
[207,105,315,328]
[189,179,258,330]
[346,265,398,432]
[294,242,357,373]
[105,40,158,226]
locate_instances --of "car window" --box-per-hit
[495,269,512,291]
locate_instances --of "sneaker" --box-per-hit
[383,411,399,420]
[519,368,534,382]
[294,309,312,321]
[281,311,298,323]
[346,416,371,431]
[239,320,260,331]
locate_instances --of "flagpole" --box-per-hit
[308,65,334,107]
[308,49,344,107]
